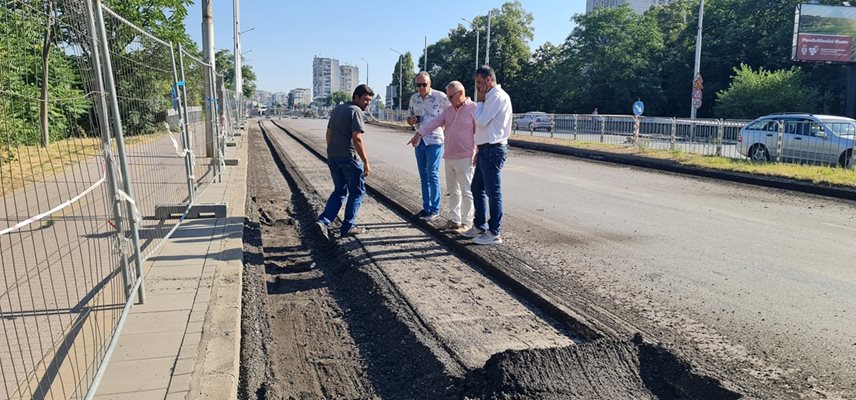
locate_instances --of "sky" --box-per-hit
[185,1,587,96]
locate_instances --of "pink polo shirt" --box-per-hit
[417,98,477,160]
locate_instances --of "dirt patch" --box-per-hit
[463,337,740,400]
[239,123,376,399]
[254,120,744,399]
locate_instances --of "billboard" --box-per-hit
[792,4,856,63]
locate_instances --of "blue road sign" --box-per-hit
[633,100,645,116]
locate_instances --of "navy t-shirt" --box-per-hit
[326,102,365,159]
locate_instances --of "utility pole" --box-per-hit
[360,57,369,87]
[233,0,242,124]
[424,36,428,72]
[202,0,216,157]
[485,10,492,66]
[391,48,403,118]
[690,0,704,119]
[462,17,480,98]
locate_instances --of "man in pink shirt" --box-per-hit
[408,81,476,232]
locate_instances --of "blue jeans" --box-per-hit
[471,145,507,235]
[318,156,365,235]
[415,141,443,214]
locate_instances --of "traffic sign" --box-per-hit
[692,88,703,100]
[692,98,702,109]
[633,100,645,116]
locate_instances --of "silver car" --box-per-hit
[513,112,553,132]
[737,113,855,168]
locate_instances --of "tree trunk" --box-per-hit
[40,0,54,148]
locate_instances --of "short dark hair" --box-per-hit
[474,65,496,81]
[353,84,374,99]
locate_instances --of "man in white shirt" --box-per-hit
[406,71,450,221]
[462,66,512,245]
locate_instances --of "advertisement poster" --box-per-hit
[794,4,856,63]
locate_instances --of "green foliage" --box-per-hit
[560,5,665,115]
[330,90,350,105]
[714,64,818,119]
[0,4,88,149]
[390,52,415,110]
[419,1,535,106]
[104,0,193,48]
[215,49,258,98]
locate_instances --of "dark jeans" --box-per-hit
[318,156,365,235]
[471,144,507,235]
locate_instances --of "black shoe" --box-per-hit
[316,220,329,239]
[414,210,428,219]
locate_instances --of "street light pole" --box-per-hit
[391,48,403,118]
[233,0,241,123]
[485,10,492,66]
[690,0,704,119]
[360,57,369,87]
[462,17,480,98]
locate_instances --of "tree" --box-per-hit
[714,64,818,119]
[646,0,696,117]
[560,5,666,115]
[0,4,87,150]
[481,2,535,99]
[330,90,350,105]
[214,49,257,98]
[390,52,416,110]
[515,42,565,112]
[419,1,535,104]
[104,0,194,47]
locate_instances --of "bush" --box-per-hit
[715,64,818,119]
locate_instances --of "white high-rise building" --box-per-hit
[339,65,360,94]
[313,56,341,100]
[586,0,673,14]
[290,88,312,107]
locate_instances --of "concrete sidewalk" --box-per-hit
[94,131,247,399]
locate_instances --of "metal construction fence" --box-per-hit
[0,0,243,398]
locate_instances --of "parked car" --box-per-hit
[513,112,553,132]
[737,113,855,168]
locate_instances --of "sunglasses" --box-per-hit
[416,83,429,88]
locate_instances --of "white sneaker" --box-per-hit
[473,231,502,245]
[462,226,484,238]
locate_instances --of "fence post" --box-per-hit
[670,118,677,151]
[93,0,145,304]
[600,116,605,143]
[573,114,578,141]
[171,44,196,205]
[716,119,724,156]
[208,64,222,182]
[177,44,197,203]
[83,0,132,299]
[776,120,784,163]
[549,114,554,139]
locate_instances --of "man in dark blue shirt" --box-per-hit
[316,84,374,239]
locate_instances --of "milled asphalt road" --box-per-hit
[278,117,856,398]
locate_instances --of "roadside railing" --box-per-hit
[375,110,856,169]
[0,0,241,398]
[511,113,752,159]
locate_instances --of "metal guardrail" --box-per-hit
[376,110,856,169]
[0,0,244,398]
